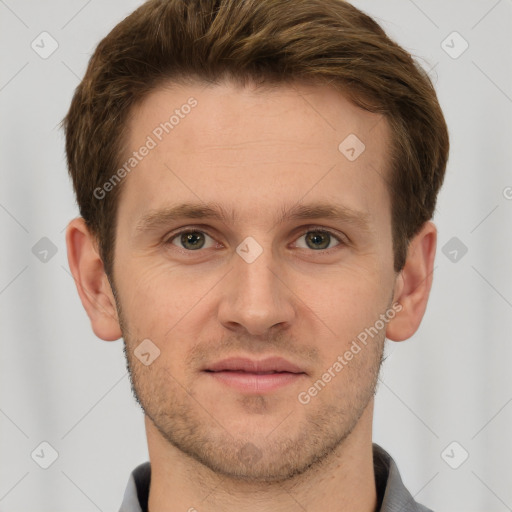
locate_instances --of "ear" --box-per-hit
[386,221,437,342]
[65,217,122,341]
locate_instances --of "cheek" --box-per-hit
[116,235,393,351]
[303,265,390,351]
[117,258,223,351]
[118,255,195,305]
[115,259,179,337]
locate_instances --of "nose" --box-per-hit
[217,242,296,336]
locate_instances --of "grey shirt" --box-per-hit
[119,443,433,512]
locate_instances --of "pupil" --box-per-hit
[182,232,204,250]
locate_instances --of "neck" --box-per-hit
[146,401,377,512]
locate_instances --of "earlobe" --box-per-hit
[65,217,122,341]
[385,221,437,342]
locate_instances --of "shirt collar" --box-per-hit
[119,443,433,512]
[373,444,433,512]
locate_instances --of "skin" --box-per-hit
[66,80,436,512]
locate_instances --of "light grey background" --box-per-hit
[1,1,511,510]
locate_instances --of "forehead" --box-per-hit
[117,79,392,233]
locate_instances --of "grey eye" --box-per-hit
[296,231,340,250]
[170,231,215,250]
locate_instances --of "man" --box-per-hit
[63,0,449,510]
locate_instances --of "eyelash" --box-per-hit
[163,226,348,253]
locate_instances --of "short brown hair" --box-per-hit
[62,0,449,278]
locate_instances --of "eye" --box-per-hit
[167,230,217,251]
[164,227,345,253]
[295,229,342,251]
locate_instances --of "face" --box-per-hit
[112,80,398,482]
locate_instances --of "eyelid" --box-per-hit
[163,224,349,250]
[164,226,219,248]
[291,228,347,255]
[294,225,349,245]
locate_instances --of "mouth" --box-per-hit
[206,370,290,374]
[204,356,305,374]
[202,356,307,393]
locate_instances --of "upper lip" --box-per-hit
[204,356,305,374]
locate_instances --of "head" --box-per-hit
[64,0,448,482]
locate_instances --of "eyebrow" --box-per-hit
[134,201,372,235]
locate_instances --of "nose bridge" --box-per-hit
[237,241,277,299]
[218,235,294,334]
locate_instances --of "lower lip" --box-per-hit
[205,371,305,392]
